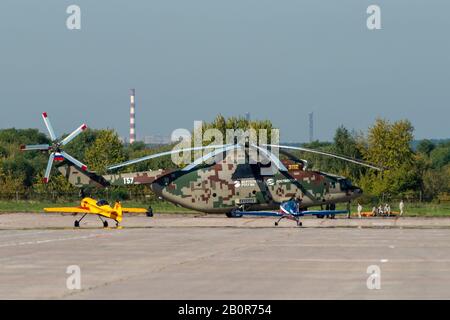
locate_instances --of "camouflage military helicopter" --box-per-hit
[21,113,382,226]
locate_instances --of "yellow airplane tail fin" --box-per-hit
[113,201,123,222]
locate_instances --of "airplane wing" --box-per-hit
[301,210,348,215]
[239,211,283,217]
[234,210,348,217]
[121,207,151,214]
[44,207,90,214]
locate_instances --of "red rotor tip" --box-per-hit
[42,112,48,118]
[81,124,87,130]
[20,145,25,150]
[42,178,48,183]
[81,165,88,171]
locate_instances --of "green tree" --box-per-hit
[0,128,49,146]
[430,146,450,169]
[422,168,450,201]
[360,119,420,197]
[0,167,26,198]
[85,130,127,174]
[211,114,226,133]
[0,146,8,158]
[417,139,436,156]
[127,141,146,153]
[363,119,415,169]
[203,116,274,142]
[332,126,364,177]
[295,141,335,172]
[33,171,77,197]
[125,143,177,172]
[64,128,99,160]
[0,155,40,187]
[0,128,53,189]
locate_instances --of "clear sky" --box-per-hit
[0,0,449,142]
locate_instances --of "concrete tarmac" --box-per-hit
[1,213,450,299]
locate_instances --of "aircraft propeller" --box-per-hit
[20,112,89,183]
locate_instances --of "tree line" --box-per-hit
[298,119,450,203]
[0,116,449,203]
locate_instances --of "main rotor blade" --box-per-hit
[182,144,239,171]
[60,151,88,171]
[20,144,50,151]
[107,144,230,171]
[263,144,383,171]
[61,124,88,146]
[42,112,57,141]
[43,153,55,183]
[250,144,288,171]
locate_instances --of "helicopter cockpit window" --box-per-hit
[339,179,352,190]
[260,163,276,176]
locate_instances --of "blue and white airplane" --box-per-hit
[229,199,348,226]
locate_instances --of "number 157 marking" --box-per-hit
[123,177,134,185]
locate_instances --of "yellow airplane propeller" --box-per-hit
[44,197,152,228]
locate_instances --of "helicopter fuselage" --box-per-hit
[150,161,362,213]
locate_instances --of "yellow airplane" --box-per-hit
[44,197,152,228]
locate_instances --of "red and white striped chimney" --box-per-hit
[129,88,136,144]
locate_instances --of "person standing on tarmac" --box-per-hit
[399,200,405,216]
[347,202,351,219]
[372,206,377,216]
[357,203,363,219]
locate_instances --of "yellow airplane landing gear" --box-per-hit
[98,215,109,228]
[73,214,114,228]
[74,213,88,228]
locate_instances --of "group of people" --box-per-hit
[356,200,405,218]
[372,204,392,216]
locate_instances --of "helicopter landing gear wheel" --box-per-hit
[227,209,243,218]
[146,206,153,217]
[274,222,278,226]
[103,221,108,228]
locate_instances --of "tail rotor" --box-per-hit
[20,112,89,183]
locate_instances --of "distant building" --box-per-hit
[144,134,171,145]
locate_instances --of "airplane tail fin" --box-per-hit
[112,201,123,222]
